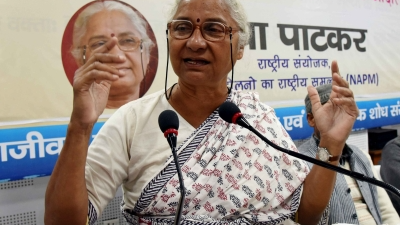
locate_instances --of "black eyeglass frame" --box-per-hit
[167,19,238,42]
[81,38,144,64]
[164,20,238,100]
[80,39,147,91]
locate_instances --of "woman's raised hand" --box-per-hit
[307,60,359,153]
[71,37,126,127]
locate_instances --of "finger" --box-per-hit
[94,79,112,85]
[332,72,349,88]
[78,55,126,79]
[330,73,350,100]
[330,60,342,88]
[331,60,339,75]
[92,36,119,54]
[91,53,126,65]
[83,60,125,77]
[331,98,359,117]
[84,51,126,69]
[307,85,322,114]
[84,37,125,65]
[74,62,119,86]
[82,69,119,84]
[332,84,354,98]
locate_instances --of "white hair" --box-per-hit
[71,0,155,62]
[168,0,250,47]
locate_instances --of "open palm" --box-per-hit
[307,61,359,146]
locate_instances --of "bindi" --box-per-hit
[196,18,200,23]
[111,33,115,37]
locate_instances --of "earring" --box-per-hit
[82,46,87,64]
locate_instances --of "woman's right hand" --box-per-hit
[70,37,126,128]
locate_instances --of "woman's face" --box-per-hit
[80,10,147,101]
[169,0,244,90]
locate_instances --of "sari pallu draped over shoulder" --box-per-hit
[124,91,311,225]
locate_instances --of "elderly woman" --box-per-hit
[70,0,155,108]
[45,0,359,224]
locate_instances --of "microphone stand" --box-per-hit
[236,117,400,199]
[166,133,185,225]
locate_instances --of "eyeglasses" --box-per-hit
[164,20,237,100]
[83,35,143,53]
[80,34,147,89]
[81,35,143,64]
[167,20,237,42]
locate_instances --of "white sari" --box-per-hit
[122,91,313,224]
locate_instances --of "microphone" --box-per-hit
[218,101,400,199]
[158,110,185,225]
[158,110,179,149]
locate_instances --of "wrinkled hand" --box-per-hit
[307,61,359,152]
[71,37,126,127]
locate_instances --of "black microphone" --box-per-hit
[158,110,185,225]
[159,110,179,149]
[218,101,400,199]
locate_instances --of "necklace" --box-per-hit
[166,83,231,101]
[166,83,178,100]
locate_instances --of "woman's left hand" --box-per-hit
[307,60,359,153]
